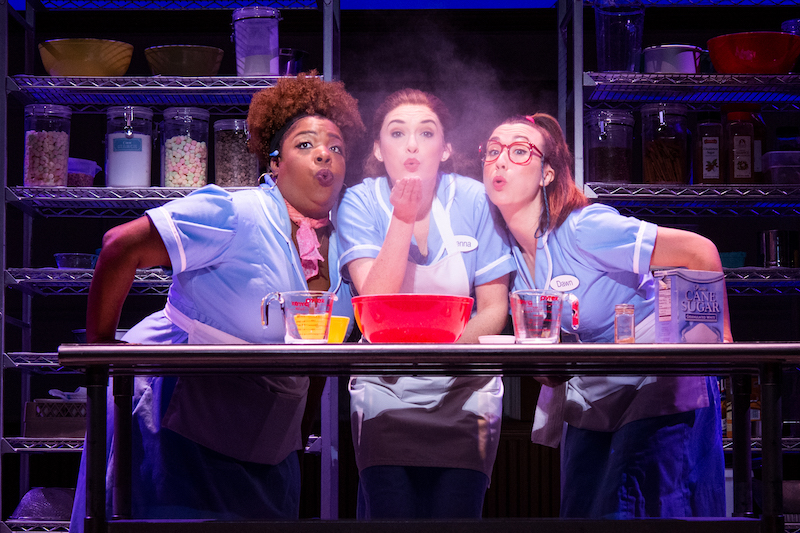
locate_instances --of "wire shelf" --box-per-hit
[9,76,293,114]
[6,268,172,296]
[7,186,211,218]
[585,73,800,111]
[34,0,316,9]
[1,438,83,453]
[4,520,70,532]
[586,184,800,217]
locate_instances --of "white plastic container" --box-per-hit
[232,7,281,76]
[106,106,153,187]
[643,44,703,73]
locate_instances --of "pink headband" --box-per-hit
[525,115,536,125]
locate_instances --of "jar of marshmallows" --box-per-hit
[161,107,210,187]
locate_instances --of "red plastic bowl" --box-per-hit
[707,32,800,74]
[352,294,474,343]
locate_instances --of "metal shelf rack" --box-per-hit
[585,183,800,217]
[584,73,800,112]
[4,520,69,532]
[5,269,172,296]
[2,0,341,527]
[10,75,293,115]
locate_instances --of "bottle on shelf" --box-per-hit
[725,112,755,185]
[693,113,724,184]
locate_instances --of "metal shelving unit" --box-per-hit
[2,0,340,528]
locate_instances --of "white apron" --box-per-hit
[349,176,503,475]
[161,301,308,465]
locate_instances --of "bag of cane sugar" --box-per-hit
[654,268,725,344]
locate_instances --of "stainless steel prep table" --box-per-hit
[58,342,800,533]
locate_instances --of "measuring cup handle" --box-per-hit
[562,292,580,331]
[261,292,282,327]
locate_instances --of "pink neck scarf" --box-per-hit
[284,200,329,280]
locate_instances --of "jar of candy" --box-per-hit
[214,119,259,187]
[641,103,690,184]
[161,107,210,187]
[584,110,634,183]
[106,106,154,187]
[23,104,72,187]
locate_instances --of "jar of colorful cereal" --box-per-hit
[24,104,72,187]
[160,107,210,188]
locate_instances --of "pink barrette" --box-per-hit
[525,115,536,125]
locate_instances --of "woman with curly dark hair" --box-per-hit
[70,73,364,532]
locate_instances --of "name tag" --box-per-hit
[550,274,579,291]
[455,236,478,252]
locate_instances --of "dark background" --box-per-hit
[3,3,800,521]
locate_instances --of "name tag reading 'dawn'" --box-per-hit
[455,236,478,252]
[550,274,579,291]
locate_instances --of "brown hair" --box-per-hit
[247,72,365,166]
[495,113,588,233]
[363,88,458,177]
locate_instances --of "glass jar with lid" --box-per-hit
[584,110,634,183]
[161,107,210,187]
[106,106,154,187]
[214,119,259,187]
[23,104,72,187]
[641,103,690,184]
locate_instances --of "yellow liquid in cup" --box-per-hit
[294,314,330,340]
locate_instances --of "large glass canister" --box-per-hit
[584,110,634,183]
[214,119,259,187]
[161,107,210,187]
[106,106,153,187]
[23,104,72,187]
[641,103,690,184]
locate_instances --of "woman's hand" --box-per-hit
[389,176,423,224]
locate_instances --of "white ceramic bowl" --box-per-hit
[643,44,703,73]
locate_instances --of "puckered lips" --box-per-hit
[403,158,420,173]
[490,174,507,191]
[315,168,335,187]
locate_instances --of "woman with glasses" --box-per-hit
[482,113,729,518]
[336,88,515,519]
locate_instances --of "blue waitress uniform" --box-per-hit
[513,203,725,518]
[337,173,515,518]
[70,179,354,532]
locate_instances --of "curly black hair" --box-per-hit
[247,72,365,166]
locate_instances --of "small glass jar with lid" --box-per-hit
[641,103,690,184]
[23,104,72,187]
[214,119,259,187]
[106,106,154,187]
[161,107,210,187]
[584,110,634,183]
